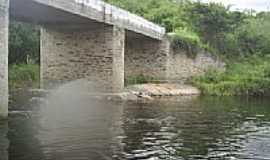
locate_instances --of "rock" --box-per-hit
[29,89,50,96]
[126,83,201,98]
[29,97,47,105]
[125,93,139,101]
[138,94,154,101]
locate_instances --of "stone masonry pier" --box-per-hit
[0,0,166,118]
[40,25,125,91]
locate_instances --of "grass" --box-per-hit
[192,55,270,96]
[8,65,155,88]
[167,28,211,58]
[125,75,155,86]
[9,64,40,89]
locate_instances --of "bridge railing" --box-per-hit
[74,0,165,35]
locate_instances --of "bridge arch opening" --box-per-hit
[8,20,40,109]
[124,31,170,86]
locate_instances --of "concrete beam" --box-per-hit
[32,0,165,40]
[0,0,9,119]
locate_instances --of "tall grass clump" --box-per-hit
[192,55,270,96]
[125,75,155,86]
[9,64,40,89]
[168,29,211,58]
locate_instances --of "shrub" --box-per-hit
[125,75,155,86]
[9,21,40,64]
[168,29,210,58]
[9,64,40,89]
[192,56,270,96]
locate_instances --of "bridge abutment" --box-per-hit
[0,0,9,119]
[125,36,170,81]
[40,24,125,92]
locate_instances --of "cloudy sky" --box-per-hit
[200,0,270,11]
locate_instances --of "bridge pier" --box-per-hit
[0,0,9,119]
[40,24,125,92]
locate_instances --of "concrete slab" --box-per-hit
[10,0,166,40]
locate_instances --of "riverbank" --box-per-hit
[192,56,270,96]
[25,83,200,104]
[9,75,201,111]
[124,83,200,99]
[9,64,39,90]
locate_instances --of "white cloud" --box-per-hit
[200,0,270,11]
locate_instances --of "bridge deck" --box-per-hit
[10,0,166,40]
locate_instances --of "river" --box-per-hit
[2,90,270,160]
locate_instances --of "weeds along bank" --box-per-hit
[9,64,39,90]
[192,56,270,96]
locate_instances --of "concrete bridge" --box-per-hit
[0,0,168,118]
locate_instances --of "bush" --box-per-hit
[9,64,40,89]
[192,56,270,96]
[236,16,270,56]
[125,75,155,86]
[9,21,40,64]
[168,29,210,57]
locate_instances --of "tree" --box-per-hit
[9,21,40,64]
[236,14,270,56]
[185,2,233,50]
[105,0,189,32]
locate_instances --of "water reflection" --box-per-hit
[37,101,124,160]
[7,93,270,160]
[8,112,44,160]
[117,97,270,160]
[0,121,8,160]
[41,80,125,160]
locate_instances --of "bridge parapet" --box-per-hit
[75,0,164,33]
[34,0,165,40]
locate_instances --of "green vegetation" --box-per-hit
[105,0,187,32]
[192,56,270,96]
[8,21,40,89]
[125,75,155,86]
[9,64,40,89]
[9,21,40,64]
[191,12,270,96]
[167,29,208,58]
